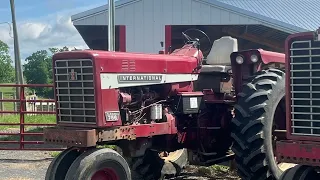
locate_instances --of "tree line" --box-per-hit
[0,40,71,98]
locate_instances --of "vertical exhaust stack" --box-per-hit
[108,0,115,51]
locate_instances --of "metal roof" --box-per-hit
[71,0,132,22]
[215,0,320,31]
[71,0,315,33]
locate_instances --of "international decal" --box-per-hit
[117,74,163,83]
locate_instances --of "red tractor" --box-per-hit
[270,28,320,179]
[43,28,286,180]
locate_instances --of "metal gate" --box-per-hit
[0,84,63,150]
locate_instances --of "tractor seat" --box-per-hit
[200,36,237,74]
[200,64,231,73]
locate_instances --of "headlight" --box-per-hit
[236,55,244,64]
[250,54,259,63]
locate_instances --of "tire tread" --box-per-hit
[231,68,285,180]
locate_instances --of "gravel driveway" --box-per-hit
[0,127,239,180]
[0,150,52,180]
[0,150,239,180]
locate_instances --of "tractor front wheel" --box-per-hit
[64,148,131,180]
[279,165,320,180]
[45,147,81,180]
[231,68,292,179]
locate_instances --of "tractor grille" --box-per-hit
[290,40,320,136]
[54,59,96,124]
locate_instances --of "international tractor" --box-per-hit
[267,28,320,180]
[43,28,287,180]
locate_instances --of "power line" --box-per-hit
[0,21,13,38]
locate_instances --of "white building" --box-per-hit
[71,0,314,54]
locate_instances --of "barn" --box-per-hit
[71,0,319,54]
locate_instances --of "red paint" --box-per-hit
[53,49,200,74]
[132,121,177,137]
[118,25,126,52]
[165,25,172,54]
[169,82,194,95]
[99,89,122,127]
[257,49,285,64]
[285,32,315,141]
[52,53,59,128]
[277,140,320,166]
[115,117,177,138]
[91,168,119,180]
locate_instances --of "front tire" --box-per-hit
[65,148,131,180]
[279,165,320,180]
[45,147,81,180]
[231,68,287,179]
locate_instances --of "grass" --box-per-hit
[0,127,45,141]
[0,86,16,111]
[0,115,55,130]
[0,85,37,111]
[210,164,230,172]
[0,115,55,144]
[49,151,61,158]
[0,115,56,148]
[0,87,14,93]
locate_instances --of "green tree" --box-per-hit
[0,40,15,83]
[23,46,69,98]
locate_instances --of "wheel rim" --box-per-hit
[159,149,185,162]
[91,168,119,180]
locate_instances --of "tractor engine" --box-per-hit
[118,85,165,125]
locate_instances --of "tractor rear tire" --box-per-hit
[45,147,81,180]
[279,165,320,180]
[131,148,188,180]
[64,148,131,180]
[231,68,286,180]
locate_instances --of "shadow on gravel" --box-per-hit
[0,158,54,163]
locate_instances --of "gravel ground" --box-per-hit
[169,165,240,180]
[0,150,52,180]
[0,150,240,180]
[0,129,239,180]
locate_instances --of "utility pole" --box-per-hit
[10,0,24,100]
[108,0,115,51]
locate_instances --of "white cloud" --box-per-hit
[0,3,108,64]
[0,16,88,64]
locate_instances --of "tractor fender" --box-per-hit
[257,49,285,64]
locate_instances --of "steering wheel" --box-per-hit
[182,28,212,56]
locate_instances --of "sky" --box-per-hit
[0,0,110,64]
